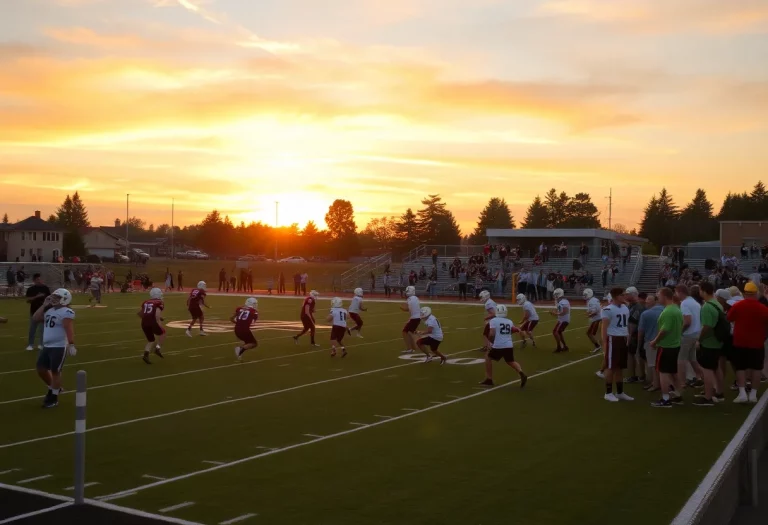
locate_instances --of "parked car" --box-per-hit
[278,256,306,264]
[238,254,257,261]
[186,250,209,260]
[115,254,130,263]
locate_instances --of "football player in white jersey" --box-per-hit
[416,307,447,364]
[480,304,528,388]
[601,287,634,402]
[399,286,421,354]
[326,297,348,358]
[479,290,497,351]
[348,288,367,338]
[32,288,77,408]
[584,289,602,353]
[549,288,571,353]
[516,293,539,348]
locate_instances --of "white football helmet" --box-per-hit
[331,297,343,308]
[50,288,72,306]
[625,286,638,296]
[516,293,526,306]
[150,287,163,300]
[553,288,565,300]
[405,286,416,297]
[603,292,612,302]
[495,304,508,318]
[479,290,490,302]
[420,306,432,319]
[354,288,364,297]
[245,297,258,309]
[310,290,319,299]
[197,281,207,290]
[583,289,594,300]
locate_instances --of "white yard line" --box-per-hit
[401,408,418,412]
[16,474,52,484]
[0,469,20,475]
[96,492,138,502]
[159,502,196,513]
[202,461,225,466]
[64,481,100,490]
[1,327,578,450]
[97,353,599,500]
[303,434,324,439]
[142,475,166,481]
[219,513,258,525]
[0,502,73,524]
[373,414,392,419]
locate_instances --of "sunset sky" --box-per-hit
[1,0,767,233]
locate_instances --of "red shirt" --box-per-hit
[727,298,768,349]
[234,306,258,330]
[301,296,315,317]
[141,299,164,325]
[188,288,206,307]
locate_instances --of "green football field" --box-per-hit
[0,292,758,525]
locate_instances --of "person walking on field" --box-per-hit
[278,272,286,295]
[650,288,684,408]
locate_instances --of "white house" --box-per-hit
[0,211,66,262]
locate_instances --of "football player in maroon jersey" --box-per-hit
[185,281,210,337]
[138,287,166,364]
[293,290,320,347]
[231,297,259,360]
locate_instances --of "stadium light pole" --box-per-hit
[274,201,278,261]
[171,198,175,260]
[125,194,130,255]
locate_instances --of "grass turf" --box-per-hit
[0,292,759,525]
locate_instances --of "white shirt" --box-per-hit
[522,301,539,321]
[330,307,348,327]
[489,317,515,349]
[601,303,629,337]
[407,296,421,319]
[90,277,103,290]
[349,296,363,314]
[556,298,571,323]
[484,299,497,315]
[424,315,444,341]
[300,273,308,284]
[587,297,601,321]
[680,296,702,335]
[43,306,76,347]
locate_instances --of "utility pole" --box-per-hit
[125,194,130,255]
[608,188,612,231]
[171,198,175,260]
[274,201,279,261]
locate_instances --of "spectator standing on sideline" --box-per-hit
[278,271,285,294]
[301,271,308,295]
[247,268,254,293]
[727,282,768,403]
[165,269,172,292]
[695,283,726,406]
[383,272,392,298]
[16,266,26,296]
[6,266,16,296]
[650,288,684,408]
[293,272,301,295]
[457,268,468,300]
[579,243,589,266]
[431,249,438,267]
[625,288,645,383]
[637,294,663,391]
[25,274,50,351]
[267,276,274,295]
[676,285,705,394]
[177,270,184,291]
[218,268,226,291]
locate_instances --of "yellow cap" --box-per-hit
[744,282,759,294]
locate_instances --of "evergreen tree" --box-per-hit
[522,196,548,228]
[562,193,601,228]
[544,188,570,228]
[749,181,768,219]
[639,188,679,248]
[55,195,74,227]
[717,191,750,221]
[1,213,8,224]
[471,198,515,242]
[415,194,461,245]
[394,208,419,250]
[679,189,717,242]
[69,192,90,228]
[62,229,86,257]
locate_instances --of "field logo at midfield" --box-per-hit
[398,354,485,366]
[166,320,328,334]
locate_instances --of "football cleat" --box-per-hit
[604,393,619,402]
[142,354,152,365]
[617,393,634,401]
[185,329,192,338]
[199,331,208,337]
[341,349,348,358]
[478,378,494,387]
[520,372,528,389]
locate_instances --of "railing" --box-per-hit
[661,245,768,261]
[629,246,644,286]
[671,394,768,525]
[340,253,392,291]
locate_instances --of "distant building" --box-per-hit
[82,219,168,259]
[0,211,66,262]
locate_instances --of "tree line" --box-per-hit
[4,182,764,258]
[639,182,768,251]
